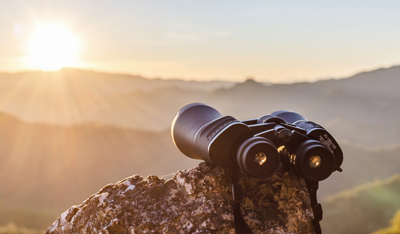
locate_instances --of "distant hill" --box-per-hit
[331,66,400,98]
[0,111,198,228]
[0,68,233,130]
[209,66,400,124]
[318,141,400,198]
[321,175,400,234]
[0,68,235,93]
[0,66,399,147]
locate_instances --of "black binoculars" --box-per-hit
[171,103,343,181]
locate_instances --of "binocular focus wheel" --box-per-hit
[270,110,307,124]
[237,137,280,178]
[257,115,286,124]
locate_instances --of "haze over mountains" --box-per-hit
[1,66,399,147]
[0,65,399,232]
[0,68,235,130]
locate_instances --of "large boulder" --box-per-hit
[46,162,315,233]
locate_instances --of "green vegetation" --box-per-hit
[0,223,44,234]
[374,209,400,234]
[322,174,400,234]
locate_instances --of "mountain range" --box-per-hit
[1,66,400,147]
[0,65,399,232]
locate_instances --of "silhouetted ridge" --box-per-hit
[225,78,268,93]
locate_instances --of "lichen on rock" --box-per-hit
[46,162,315,234]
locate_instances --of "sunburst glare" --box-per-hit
[28,23,80,71]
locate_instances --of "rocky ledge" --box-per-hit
[46,163,315,234]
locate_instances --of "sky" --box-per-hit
[1,0,400,83]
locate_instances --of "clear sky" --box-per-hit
[1,0,400,83]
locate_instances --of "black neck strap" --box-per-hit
[227,169,253,234]
[306,180,323,234]
[226,169,322,234]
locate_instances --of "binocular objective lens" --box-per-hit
[254,152,267,166]
[309,155,322,169]
[237,137,280,178]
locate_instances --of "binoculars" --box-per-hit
[171,103,343,181]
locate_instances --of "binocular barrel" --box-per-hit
[171,103,342,181]
[171,103,280,178]
[171,103,222,160]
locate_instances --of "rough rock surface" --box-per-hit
[47,163,315,234]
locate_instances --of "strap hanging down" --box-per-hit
[306,180,323,234]
[228,169,253,234]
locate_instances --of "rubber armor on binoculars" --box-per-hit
[171,103,343,234]
[171,103,343,181]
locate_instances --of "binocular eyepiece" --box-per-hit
[171,103,343,181]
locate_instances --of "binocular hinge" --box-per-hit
[306,180,323,234]
[226,169,253,234]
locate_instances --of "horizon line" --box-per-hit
[0,63,399,84]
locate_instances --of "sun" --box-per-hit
[28,23,80,71]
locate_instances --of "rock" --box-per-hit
[46,162,315,234]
